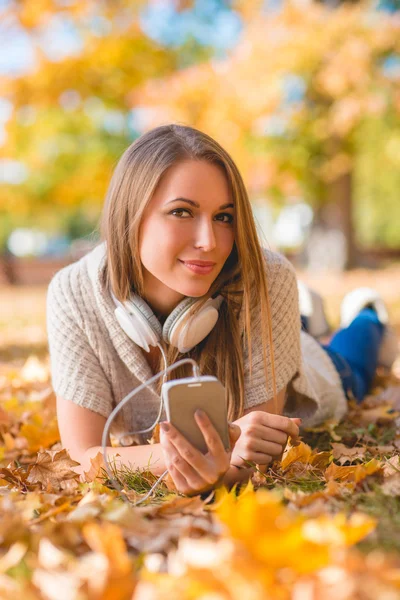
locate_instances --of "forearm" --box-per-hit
[79,442,167,477]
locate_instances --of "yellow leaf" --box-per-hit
[281,441,312,471]
[20,417,59,452]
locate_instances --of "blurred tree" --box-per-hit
[0,0,239,248]
[137,1,400,267]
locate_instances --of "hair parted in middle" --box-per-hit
[100,123,276,421]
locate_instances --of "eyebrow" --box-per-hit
[166,197,234,210]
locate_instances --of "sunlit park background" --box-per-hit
[1,0,400,357]
[1,1,400,598]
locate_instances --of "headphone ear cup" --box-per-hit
[163,297,197,345]
[128,294,163,338]
[163,296,222,353]
[113,293,162,352]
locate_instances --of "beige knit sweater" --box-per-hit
[46,243,347,442]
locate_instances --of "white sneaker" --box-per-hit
[297,281,331,339]
[340,287,399,369]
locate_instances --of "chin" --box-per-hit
[175,283,211,299]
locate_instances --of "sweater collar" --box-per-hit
[84,242,159,395]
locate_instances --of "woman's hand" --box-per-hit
[159,410,241,496]
[230,411,301,469]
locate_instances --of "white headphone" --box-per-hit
[111,290,224,353]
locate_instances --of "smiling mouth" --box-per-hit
[179,260,216,275]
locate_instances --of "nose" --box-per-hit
[193,216,217,251]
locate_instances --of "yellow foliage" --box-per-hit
[215,487,375,575]
[20,417,59,453]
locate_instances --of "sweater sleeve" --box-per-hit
[46,268,113,419]
[242,250,302,409]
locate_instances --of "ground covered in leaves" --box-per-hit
[0,280,400,599]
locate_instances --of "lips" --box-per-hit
[181,260,216,266]
[179,260,216,275]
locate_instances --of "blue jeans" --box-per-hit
[302,309,384,403]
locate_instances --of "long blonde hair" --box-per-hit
[100,124,276,421]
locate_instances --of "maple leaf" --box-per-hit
[331,443,367,465]
[27,449,81,490]
[83,451,105,483]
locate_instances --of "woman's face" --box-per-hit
[139,159,235,316]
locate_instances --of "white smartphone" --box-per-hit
[161,375,230,454]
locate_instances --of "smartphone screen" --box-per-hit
[162,376,230,454]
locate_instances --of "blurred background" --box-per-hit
[0,0,399,358]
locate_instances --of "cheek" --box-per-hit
[219,228,235,257]
[139,220,184,265]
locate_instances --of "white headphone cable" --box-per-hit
[101,356,201,506]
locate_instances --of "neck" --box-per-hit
[141,270,186,319]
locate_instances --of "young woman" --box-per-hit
[47,124,394,497]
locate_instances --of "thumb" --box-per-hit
[228,422,241,448]
[289,417,302,446]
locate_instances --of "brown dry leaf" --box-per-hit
[148,423,160,444]
[332,443,367,465]
[325,459,383,484]
[358,404,399,425]
[284,479,345,507]
[0,406,10,427]
[0,465,40,491]
[382,455,400,477]
[83,451,104,483]
[27,449,81,490]
[373,385,400,410]
[142,495,208,518]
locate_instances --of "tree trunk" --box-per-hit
[325,168,357,269]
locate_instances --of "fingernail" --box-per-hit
[195,409,205,419]
[160,422,169,433]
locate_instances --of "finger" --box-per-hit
[260,413,300,438]
[194,410,228,466]
[168,464,189,493]
[252,438,285,457]
[241,422,288,446]
[232,452,272,468]
[259,426,288,446]
[163,422,220,485]
[228,423,241,448]
[161,428,211,489]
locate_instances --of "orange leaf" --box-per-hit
[325,459,382,484]
[83,451,105,483]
